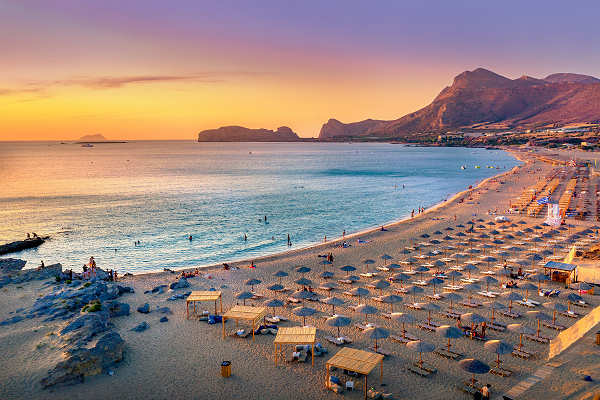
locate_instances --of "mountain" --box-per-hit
[197,126,300,142]
[319,68,600,140]
[79,134,107,141]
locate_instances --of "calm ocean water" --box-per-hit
[0,141,519,273]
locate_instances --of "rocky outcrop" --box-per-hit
[41,331,124,388]
[0,261,62,288]
[197,126,300,142]
[169,277,190,290]
[318,118,385,140]
[318,68,600,139]
[0,237,46,256]
[0,258,26,273]
[131,321,149,332]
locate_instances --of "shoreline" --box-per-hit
[127,147,526,280]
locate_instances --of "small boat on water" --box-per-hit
[461,165,466,170]
[81,143,94,147]
[475,165,481,168]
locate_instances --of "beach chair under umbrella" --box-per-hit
[484,340,513,369]
[405,285,425,304]
[461,312,488,332]
[363,259,376,272]
[235,291,254,306]
[387,263,402,271]
[391,272,410,287]
[420,302,441,325]
[378,294,402,313]
[264,298,284,316]
[296,266,311,274]
[340,265,356,276]
[459,358,490,387]
[507,323,535,352]
[444,292,462,314]
[566,293,583,311]
[291,289,315,304]
[293,306,316,326]
[529,273,550,291]
[245,278,262,292]
[543,302,567,325]
[436,325,463,353]
[322,296,345,314]
[390,312,415,338]
[520,283,538,301]
[486,301,506,325]
[505,291,522,313]
[320,271,334,279]
[364,327,389,352]
[381,254,393,265]
[371,279,390,295]
[526,311,552,338]
[267,283,285,292]
[295,277,312,288]
[273,270,288,283]
[427,277,444,297]
[354,303,378,323]
[407,340,435,370]
[326,314,351,337]
[349,287,370,303]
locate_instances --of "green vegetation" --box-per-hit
[82,299,102,313]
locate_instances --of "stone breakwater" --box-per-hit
[0,237,47,256]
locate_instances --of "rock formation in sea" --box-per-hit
[318,68,600,140]
[197,125,300,142]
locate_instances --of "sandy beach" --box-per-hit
[2,146,599,400]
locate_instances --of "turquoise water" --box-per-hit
[0,141,519,273]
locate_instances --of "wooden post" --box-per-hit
[252,321,255,341]
[364,374,367,400]
[380,360,383,379]
[186,301,189,319]
[312,343,315,366]
[275,343,277,366]
[222,317,226,339]
[214,300,217,315]
[220,295,223,313]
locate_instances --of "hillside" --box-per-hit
[319,68,600,140]
[79,134,107,141]
[197,126,300,142]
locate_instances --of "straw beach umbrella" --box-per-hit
[507,323,535,352]
[405,285,425,304]
[566,293,583,312]
[529,273,550,291]
[295,277,312,288]
[486,301,506,324]
[364,327,389,352]
[461,312,488,332]
[407,340,435,369]
[436,325,463,352]
[363,259,376,272]
[420,302,441,325]
[326,314,351,337]
[245,278,262,292]
[273,270,288,283]
[322,296,345,314]
[267,283,285,292]
[520,283,538,302]
[390,312,415,337]
[484,340,513,369]
[444,292,462,314]
[340,265,356,276]
[378,294,403,313]
[391,272,410,288]
[505,291,522,313]
[543,302,567,325]
[296,266,311,274]
[526,311,552,338]
[371,279,390,295]
[263,298,284,316]
[459,358,490,387]
[293,306,316,326]
[235,291,254,306]
[349,287,370,303]
[354,303,378,322]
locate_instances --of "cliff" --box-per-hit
[197,126,300,142]
[318,68,600,140]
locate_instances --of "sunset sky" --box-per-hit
[1,0,599,140]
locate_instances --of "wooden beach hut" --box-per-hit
[325,347,384,399]
[273,326,317,366]
[186,291,223,319]
[222,305,267,341]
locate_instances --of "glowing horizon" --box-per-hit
[1,0,599,140]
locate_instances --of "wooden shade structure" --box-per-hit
[186,291,222,319]
[222,305,267,342]
[325,347,384,400]
[273,326,317,366]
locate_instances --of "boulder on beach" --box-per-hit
[137,303,151,314]
[169,277,190,290]
[41,331,125,388]
[131,321,149,332]
[0,258,27,273]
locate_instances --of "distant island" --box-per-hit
[79,134,108,141]
[76,134,127,144]
[197,126,302,142]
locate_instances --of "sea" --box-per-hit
[0,141,520,274]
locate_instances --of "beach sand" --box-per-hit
[1,147,599,400]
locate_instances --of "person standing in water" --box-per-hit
[188,235,193,241]
[264,215,267,223]
[287,233,290,245]
[244,233,247,242]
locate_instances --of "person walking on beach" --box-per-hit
[324,235,327,243]
[342,230,345,238]
[244,233,247,242]
[411,209,414,218]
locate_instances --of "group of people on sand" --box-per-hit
[457,318,487,340]
[411,207,426,218]
[25,232,39,240]
[179,268,200,279]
